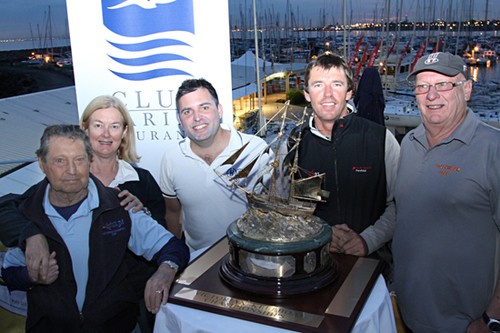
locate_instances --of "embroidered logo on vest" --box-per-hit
[102,218,126,236]
[352,166,372,173]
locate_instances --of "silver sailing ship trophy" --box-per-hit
[217,102,338,297]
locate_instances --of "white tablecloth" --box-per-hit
[154,274,396,333]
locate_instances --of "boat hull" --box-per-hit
[246,193,316,217]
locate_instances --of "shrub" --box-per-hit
[286,89,307,106]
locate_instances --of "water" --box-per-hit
[470,62,500,83]
[0,38,71,52]
[469,63,500,118]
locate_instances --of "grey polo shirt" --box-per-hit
[393,109,500,332]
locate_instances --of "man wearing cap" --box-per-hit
[392,52,500,332]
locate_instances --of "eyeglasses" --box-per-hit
[413,80,467,95]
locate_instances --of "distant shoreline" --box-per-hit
[0,38,71,52]
[0,46,71,64]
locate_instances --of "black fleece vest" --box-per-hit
[292,114,387,233]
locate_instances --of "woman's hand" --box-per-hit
[117,189,144,213]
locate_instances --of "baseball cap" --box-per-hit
[407,52,468,81]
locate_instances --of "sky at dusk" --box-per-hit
[230,0,497,27]
[0,0,68,39]
[0,0,496,40]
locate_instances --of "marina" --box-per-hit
[228,0,500,131]
[229,26,500,132]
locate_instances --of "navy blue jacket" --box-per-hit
[18,175,138,332]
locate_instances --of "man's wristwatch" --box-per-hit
[483,312,500,333]
[162,260,179,273]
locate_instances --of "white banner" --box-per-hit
[66,0,233,179]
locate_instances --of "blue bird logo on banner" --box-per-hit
[102,0,195,81]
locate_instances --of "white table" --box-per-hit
[154,247,397,333]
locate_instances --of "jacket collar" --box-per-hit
[409,108,478,149]
[308,103,356,141]
[20,174,121,223]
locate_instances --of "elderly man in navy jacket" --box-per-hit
[2,125,189,332]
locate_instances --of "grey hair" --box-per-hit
[36,124,93,163]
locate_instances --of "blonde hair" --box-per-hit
[80,95,140,163]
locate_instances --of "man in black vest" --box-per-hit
[289,53,399,267]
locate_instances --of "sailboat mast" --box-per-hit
[396,0,403,57]
[385,0,391,57]
[342,0,347,58]
[414,0,419,41]
[484,0,489,37]
[455,0,463,55]
[29,23,36,50]
[382,0,391,91]
[252,0,265,137]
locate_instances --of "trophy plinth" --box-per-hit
[220,208,338,297]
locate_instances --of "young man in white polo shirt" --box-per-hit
[159,78,273,251]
